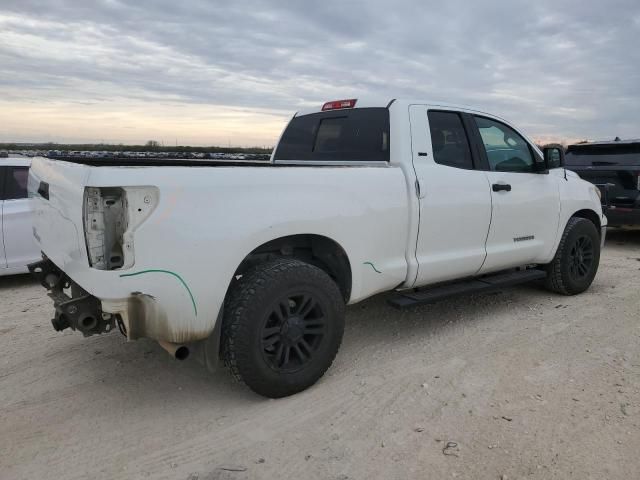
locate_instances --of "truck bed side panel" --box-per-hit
[29,158,410,342]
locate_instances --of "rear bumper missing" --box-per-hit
[28,258,117,336]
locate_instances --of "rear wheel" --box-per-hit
[544,217,601,295]
[222,258,345,398]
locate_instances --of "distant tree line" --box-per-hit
[0,141,273,155]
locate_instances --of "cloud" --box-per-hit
[1,0,639,145]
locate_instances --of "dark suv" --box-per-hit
[566,139,640,226]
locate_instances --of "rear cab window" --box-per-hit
[273,108,390,162]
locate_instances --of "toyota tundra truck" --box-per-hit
[27,98,606,397]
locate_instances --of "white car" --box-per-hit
[28,98,606,397]
[1,157,40,275]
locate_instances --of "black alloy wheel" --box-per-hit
[222,258,345,398]
[261,293,327,373]
[568,235,594,281]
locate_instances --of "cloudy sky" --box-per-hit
[1,0,639,146]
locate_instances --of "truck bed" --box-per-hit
[28,156,411,342]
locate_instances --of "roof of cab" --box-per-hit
[295,97,394,116]
[295,97,508,123]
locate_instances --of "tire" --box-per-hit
[544,217,601,295]
[222,258,345,398]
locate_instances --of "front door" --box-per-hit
[409,106,492,287]
[471,115,561,273]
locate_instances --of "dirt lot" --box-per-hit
[1,230,639,480]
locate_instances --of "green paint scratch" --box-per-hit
[363,261,382,274]
[119,269,198,316]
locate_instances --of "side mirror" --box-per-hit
[543,145,565,169]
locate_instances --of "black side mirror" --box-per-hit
[533,154,549,173]
[543,145,565,169]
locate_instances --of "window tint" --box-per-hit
[4,166,29,200]
[427,111,473,169]
[314,117,346,152]
[273,108,389,162]
[475,116,534,173]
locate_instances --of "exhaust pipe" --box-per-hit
[158,340,190,360]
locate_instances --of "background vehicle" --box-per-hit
[1,157,40,275]
[565,139,640,226]
[27,98,605,397]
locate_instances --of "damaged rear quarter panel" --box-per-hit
[32,160,410,343]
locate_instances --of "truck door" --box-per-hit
[0,167,6,270]
[409,105,492,286]
[470,115,561,273]
[2,165,39,270]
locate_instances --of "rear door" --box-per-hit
[409,105,492,286]
[2,165,39,270]
[0,167,6,269]
[470,115,561,273]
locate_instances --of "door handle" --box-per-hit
[492,183,511,192]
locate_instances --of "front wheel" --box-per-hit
[544,217,601,295]
[222,258,345,398]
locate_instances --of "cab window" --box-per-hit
[427,111,473,169]
[273,108,389,162]
[474,116,534,173]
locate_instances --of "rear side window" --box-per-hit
[427,111,473,169]
[273,108,390,162]
[3,166,29,200]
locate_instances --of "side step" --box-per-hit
[388,269,547,309]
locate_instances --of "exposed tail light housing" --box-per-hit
[83,186,159,270]
[322,99,357,111]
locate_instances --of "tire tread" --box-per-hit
[222,258,344,397]
[544,217,599,295]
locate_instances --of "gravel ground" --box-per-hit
[1,229,639,480]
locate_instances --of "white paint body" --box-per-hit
[1,157,41,276]
[28,99,605,343]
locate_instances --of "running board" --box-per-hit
[388,269,547,309]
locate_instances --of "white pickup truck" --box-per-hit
[28,98,605,397]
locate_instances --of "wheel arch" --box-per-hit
[570,208,601,234]
[198,234,352,368]
[231,234,352,302]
